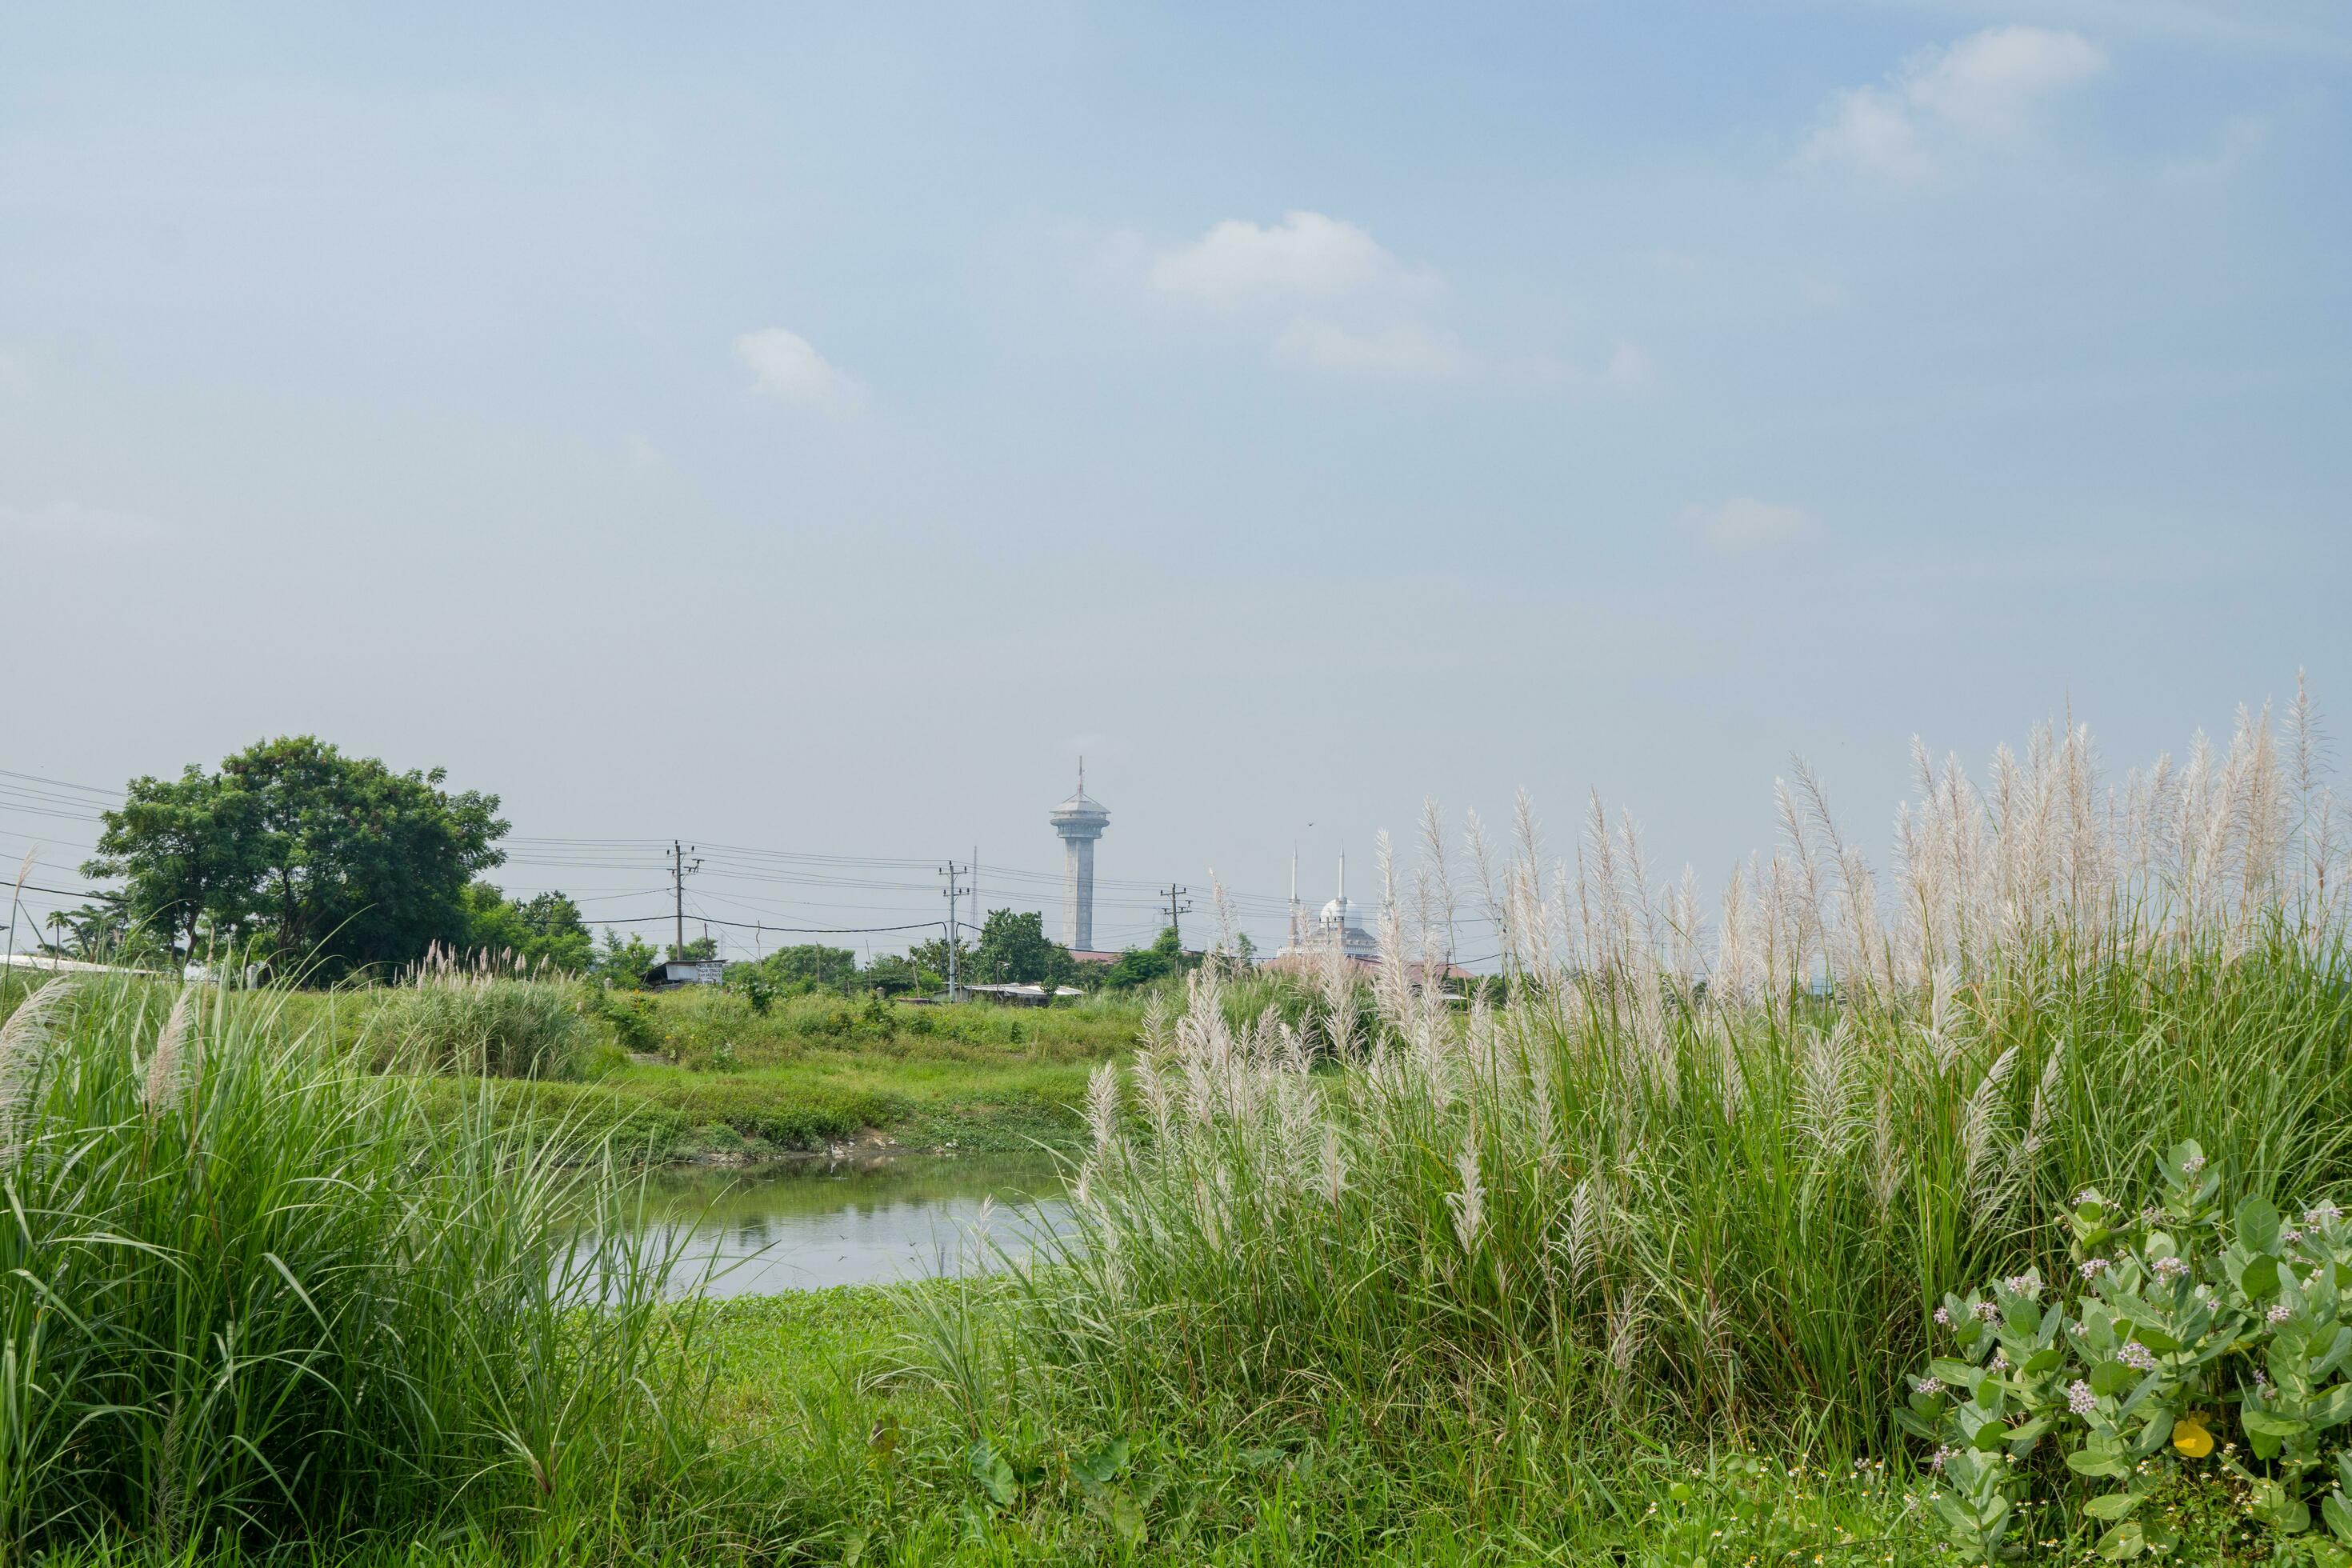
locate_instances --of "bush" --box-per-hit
[1903,1140,2352,1564]
[374,948,592,1078]
[0,970,705,1551]
[595,987,664,1054]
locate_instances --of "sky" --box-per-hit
[4,1,2349,959]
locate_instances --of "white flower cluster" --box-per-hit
[2119,1341,2158,1371]
[2078,1258,2110,1280]
[2002,1274,2039,1298]
[2267,1302,2294,1325]
[2151,1255,2190,1282]
[2067,1379,2098,1415]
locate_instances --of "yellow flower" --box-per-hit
[2172,1414,2214,1458]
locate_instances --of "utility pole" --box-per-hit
[1160,883,1193,946]
[939,860,970,1000]
[670,840,702,957]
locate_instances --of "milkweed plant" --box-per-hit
[1904,1140,2352,1564]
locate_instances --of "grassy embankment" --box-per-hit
[13,702,2352,1564]
[261,977,1150,1159]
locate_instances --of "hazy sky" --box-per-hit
[5,2,2349,958]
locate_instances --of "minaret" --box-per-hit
[1048,761,1110,951]
[1287,849,1303,950]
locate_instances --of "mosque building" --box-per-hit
[1275,848,1381,962]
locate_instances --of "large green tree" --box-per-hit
[970,908,1078,986]
[77,764,262,962]
[86,737,508,979]
[462,884,595,972]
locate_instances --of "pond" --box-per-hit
[630,1152,1073,1296]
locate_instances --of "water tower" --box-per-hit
[1048,762,1110,951]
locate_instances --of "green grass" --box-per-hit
[0,968,709,1554]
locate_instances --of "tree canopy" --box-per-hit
[85,737,508,979]
[969,908,1078,987]
[462,884,594,973]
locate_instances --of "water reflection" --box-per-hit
[633,1153,1071,1296]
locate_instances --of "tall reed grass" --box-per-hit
[972,691,2352,1494]
[0,968,704,1554]
[374,943,594,1078]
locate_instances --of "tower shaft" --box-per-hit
[1063,835,1097,950]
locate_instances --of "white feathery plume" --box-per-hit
[1961,1046,2020,1214]
[143,987,198,1114]
[1446,1126,1486,1260]
[1796,1017,1864,1166]
[0,977,77,1162]
[1084,1060,1121,1158]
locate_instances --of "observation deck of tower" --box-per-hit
[1047,762,1110,952]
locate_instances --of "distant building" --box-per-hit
[642,958,725,990]
[962,982,1086,1007]
[1275,849,1380,962]
[1268,848,1473,987]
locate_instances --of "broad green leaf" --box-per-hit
[2245,1254,2282,1300]
[2068,1450,2130,1478]
[2238,1196,2284,1257]
[2091,1359,2133,1396]
[2084,1493,2141,1520]
[2025,1347,2064,1375]
[1106,1490,1146,1546]
[2242,1410,2308,1439]
[2098,1519,2146,1559]
[2134,1325,2180,1353]
[1076,1438,1130,1485]
[2322,1490,2352,1546]
[968,1441,1018,1506]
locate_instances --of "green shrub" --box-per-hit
[656,986,771,1069]
[1902,1140,2352,1564]
[373,950,591,1078]
[594,988,663,1054]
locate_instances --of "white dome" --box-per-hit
[1318,897,1358,926]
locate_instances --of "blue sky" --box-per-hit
[4,2,2348,954]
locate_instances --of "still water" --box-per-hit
[634,1153,1072,1297]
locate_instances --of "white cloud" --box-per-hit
[734,327,864,409]
[1270,318,1479,381]
[1806,88,1934,180]
[1802,26,2106,180]
[1907,26,2107,137]
[1679,498,1823,557]
[1147,211,1438,306]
